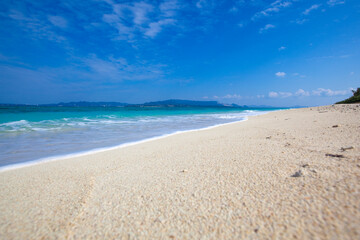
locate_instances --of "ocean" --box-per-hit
[0,106,281,170]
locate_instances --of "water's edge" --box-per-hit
[0,117,251,173]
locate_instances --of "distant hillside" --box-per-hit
[41,101,128,107]
[336,88,360,104]
[0,100,296,108]
[0,100,244,108]
[139,99,233,107]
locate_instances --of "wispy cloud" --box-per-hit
[295,89,310,97]
[48,15,68,29]
[259,24,275,33]
[208,94,242,100]
[145,19,176,38]
[222,94,242,99]
[293,73,306,78]
[275,71,286,77]
[160,0,180,17]
[278,46,286,51]
[229,0,246,13]
[101,1,180,41]
[252,0,294,21]
[312,88,349,96]
[196,0,215,9]
[295,18,308,24]
[229,6,239,13]
[308,54,352,61]
[269,91,279,98]
[327,0,345,6]
[80,54,165,82]
[269,91,292,98]
[269,88,350,98]
[238,23,245,28]
[303,4,321,15]
[8,10,66,43]
[0,54,166,100]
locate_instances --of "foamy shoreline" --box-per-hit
[0,116,252,172]
[0,109,268,170]
[0,105,359,239]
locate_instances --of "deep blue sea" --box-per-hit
[0,106,281,169]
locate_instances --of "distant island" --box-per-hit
[132,99,241,108]
[0,99,304,109]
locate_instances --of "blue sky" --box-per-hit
[0,0,359,106]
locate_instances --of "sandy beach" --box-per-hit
[0,104,359,239]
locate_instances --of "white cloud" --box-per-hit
[238,23,245,28]
[252,0,294,20]
[275,72,286,77]
[339,54,351,58]
[8,10,66,43]
[48,16,68,29]
[145,19,176,38]
[279,92,292,98]
[327,0,345,6]
[80,54,165,82]
[268,88,350,99]
[303,4,321,15]
[312,88,349,96]
[222,94,242,99]
[295,89,310,97]
[278,46,286,51]
[102,1,179,40]
[210,94,242,99]
[269,91,293,98]
[269,91,279,98]
[160,0,180,17]
[295,18,308,24]
[259,24,275,33]
[131,2,154,25]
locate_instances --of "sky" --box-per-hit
[0,0,359,106]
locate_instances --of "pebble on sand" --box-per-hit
[291,170,303,177]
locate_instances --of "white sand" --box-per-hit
[0,104,359,239]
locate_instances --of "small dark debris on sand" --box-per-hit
[266,136,271,139]
[302,164,309,168]
[325,153,345,158]
[340,146,354,151]
[332,124,340,128]
[291,170,303,177]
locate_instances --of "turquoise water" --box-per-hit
[0,106,281,169]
